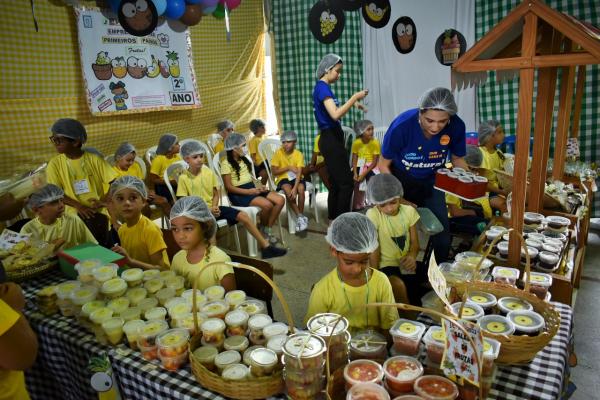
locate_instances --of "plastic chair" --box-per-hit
[342,126,355,151]
[163,160,242,254]
[105,155,147,179]
[207,134,222,154]
[259,138,319,233]
[415,207,444,265]
[373,126,388,146]
[145,145,157,166]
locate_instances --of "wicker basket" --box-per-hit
[188,261,294,400]
[6,258,57,282]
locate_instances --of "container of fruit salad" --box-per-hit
[243,345,263,366]
[225,290,246,309]
[263,322,289,341]
[121,268,143,287]
[307,313,349,345]
[413,375,458,400]
[491,266,520,286]
[155,287,176,306]
[137,297,158,313]
[248,313,272,345]
[201,300,229,319]
[478,315,515,336]
[343,359,384,389]
[137,320,169,360]
[169,301,192,322]
[102,317,125,345]
[182,288,204,302]
[422,326,446,365]
[346,382,390,400]
[225,309,249,336]
[142,269,160,281]
[481,338,501,376]
[349,330,387,362]
[450,302,484,323]
[80,300,105,328]
[507,310,545,336]
[126,287,147,306]
[497,297,533,315]
[89,307,114,344]
[282,332,326,370]
[165,276,185,296]
[224,335,249,353]
[285,373,324,400]
[93,264,118,286]
[454,251,493,274]
[266,334,287,362]
[523,272,553,300]
[107,297,130,316]
[75,260,102,284]
[214,350,242,373]
[70,286,98,315]
[192,345,219,371]
[465,291,497,314]
[382,356,423,393]
[282,358,325,385]
[176,312,203,335]
[159,270,175,280]
[101,278,127,299]
[201,318,226,346]
[56,280,81,316]
[389,319,426,356]
[165,296,187,310]
[123,319,145,350]
[157,328,189,359]
[236,299,266,316]
[204,285,225,301]
[222,363,249,380]
[145,306,167,321]
[248,347,278,377]
[144,278,164,296]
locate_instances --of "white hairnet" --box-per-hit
[156,134,178,155]
[224,133,246,151]
[249,119,265,133]
[478,120,501,145]
[28,184,64,208]
[315,53,342,79]
[367,174,404,205]
[217,120,234,133]
[418,87,458,116]
[83,147,104,158]
[280,131,297,142]
[170,196,217,238]
[115,142,136,160]
[110,176,148,199]
[353,120,373,136]
[325,212,379,254]
[180,140,205,158]
[50,118,88,144]
[464,145,483,167]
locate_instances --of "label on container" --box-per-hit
[441,319,483,387]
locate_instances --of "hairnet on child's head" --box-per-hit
[217,120,234,133]
[367,174,404,205]
[417,87,458,116]
[50,118,88,144]
[156,134,178,155]
[353,120,374,136]
[280,131,298,142]
[478,120,501,145]
[464,145,483,167]
[326,212,379,254]
[315,53,342,79]
[249,119,265,134]
[28,184,64,209]
[180,140,205,158]
[224,133,246,151]
[170,196,217,238]
[110,176,148,199]
[115,143,136,160]
[83,147,104,158]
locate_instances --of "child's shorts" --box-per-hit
[276,178,306,191]
[254,161,268,177]
[217,206,241,225]
[228,182,268,207]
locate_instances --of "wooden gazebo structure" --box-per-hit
[452,0,600,266]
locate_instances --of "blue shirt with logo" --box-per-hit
[313,81,341,130]
[381,108,466,179]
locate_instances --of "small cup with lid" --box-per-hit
[491,266,520,286]
[422,326,446,364]
[201,300,229,320]
[201,318,226,345]
[523,272,553,300]
[106,297,130,315]
[214,350,242,373]
[165,276,185,296]
[56,280,82,316]
[70,286,98,315]
[225,309,249,337]
[497,297,533,315]
[168,301,192,323]
[224,335,249,353]
[496,241,510,258]
[382,355,423,394]
[93,264,118,287]
[349,330,388,362]
[450,303,484,323]
[282,332,327,370]
[521,246,539,263]
[222,363,249,380]
[545,215,570,230]
[80,300,105,328]
[137,296,159,313]
[144,278,164,297]
[138,320,169,360]
[266,334,287,365]
[192,345,219,371]
[89,307,114,344]
[101,278,127,299]
[248,347,279,377]
[75,259,102,284]
[204,285,225,301]
[142,269,160,281]
[248,313,273,345]
[157,328,189,358]
[236,299,266,316]
[524,212,544,226]
[413,375,459,400]
[465,291,497,314]
[175,312,203,335]
[541,242,561,255]
[155,287,176,306]
[102,317,125,345]
[478,315,515,336]
[224,290,246,309]
[263,322,289,341]
[121,268,143,287]
[538,251,560,271]
[507,310,545,336]
[145,306,167,321]
[343,359,384,389]
[126,287,147,306]
[123,319,145,349]
[481,338,501,377]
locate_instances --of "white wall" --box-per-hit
[361,0,476,131]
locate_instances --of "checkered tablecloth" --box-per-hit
[418,301,573,400]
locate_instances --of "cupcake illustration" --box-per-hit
[441,30,461,64]
[92,51,113,80]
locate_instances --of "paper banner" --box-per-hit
[441,319,483,386]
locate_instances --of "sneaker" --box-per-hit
[295,217,307,233]
[267,233,279,244]
[261,245,287,259]
[300,214,309,225]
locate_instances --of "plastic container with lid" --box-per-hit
[145,306,167,321]
[521,246,539,262]
[285,374,325,400]
[102,317,125,345]
[137,296,159,312]
[478,315,515,336]
[201,318,226,345]
[545,215,571,230]
[454,252,494,273]
[450,303,484,322]
[383,356,424,393]
[507,310,545,336]
[465,291,497,313]
[126,287,147,306]
[224,290,246,309]
[144,278,164,296]
[157,328,190,357]
[75,260,102,284]
[484,229,503,245]
[89,307,114,344]
[389,319,426,356]
[121,268,143,287]
[496,241,510,257]
[236,299,266,316]
[56,280,82,316]
[142,269,160,281]
[525,238,543,251]
[204,285,225,301]
[192,345,219,371]
[123,319,145,350]
[343,359,384,389]
[538,251,560,271]
[497,297,533,315]
[222,363,249,380]
[138,320,169,360]
[70,286,98,313]
[224,335,249,353]
[541,242,561,254]
[524,212,545,226]
[523,272,553,300]
[248,313,272,345]
[93,264,119,285]
[106,297,130,316]
[201,300,229,319]
[165,296,187,310]
[307,313,349,342]
[243,345,264,366]
[422,326,445,364]
[248,347,278,377]
[527,232,546,242]
[413,375,458,400]
[542,230,567,243]
[168,302,192,322]
[438,262,473,284]
[263,322,289,340]
[266,335,287,362]
[214,350,242,373]
[282,333,327,370]
[391,396,423,400]
[182,288,204,301]
[225,309,249,337]
[175,312,203,335]
[101,278,127,299]
[160,350,188,371]
[482,338,501,376]
[81,300,105,323]
[346,382,391,400]
[349,330,388,362]
[165,276,185,296]
[491,266,520,286]
[155,287,176,306]
[159,270,176,280]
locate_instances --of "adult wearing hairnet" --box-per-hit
[313,53,369,221]
[378,87,467,262]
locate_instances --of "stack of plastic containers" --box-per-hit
[389,319,426,356]
[307,313,350,372]
[282,332,327,400]
[157,328,190,371]
[137,320,169,360]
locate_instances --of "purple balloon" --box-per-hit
[152,0,167,16]
[165,0,186,19]
[202,4,217,14]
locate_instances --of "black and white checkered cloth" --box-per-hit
[418,301,573,400]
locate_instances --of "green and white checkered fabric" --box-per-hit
[270,1,363,162]
[475,0,599,216]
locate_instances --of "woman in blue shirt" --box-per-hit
[378,87,468,262]
[313,53,368,221]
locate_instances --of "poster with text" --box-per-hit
[75,7,200,115]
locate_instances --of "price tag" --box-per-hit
[441,319,483,386]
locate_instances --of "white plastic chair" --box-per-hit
[342,126,355,151]
[164,160,241,253]
[374,126,388,146]
[207,134,223,154]
[145,145,158,166]
[105,155,147,179]
[259,138,319,233]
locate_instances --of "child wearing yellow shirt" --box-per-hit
[21,184,97,250]
[248,119,268,185]
[351,120,381,210]
[170,196,235,290]
[110,176,170,270]
[270,131,308,233]
[478,120,508,213]
[213,119,234,154]
[112,142,144,179]
[149,133,181,203]
[305,213,399,333]
[176,140,286,259]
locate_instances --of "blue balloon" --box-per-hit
[108,0,121,13]
[185,0,202,4]
[152,0,168,16]
[165,0,186,19]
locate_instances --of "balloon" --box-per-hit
[223,0,241,10]
[152,0,168,16]
[108,0,120,13]
[203,0,219,7]
[185,0,202,3]
[165,0,186,19]
[212,2,225,19]
[180,4,202,25]
[202,5,217,14]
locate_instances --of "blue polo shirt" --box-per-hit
[313,81,341,130]
[381,108,466,179]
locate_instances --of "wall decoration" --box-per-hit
[309,1,345,44]
[435,28,466,66]
[76,6,200,115]
[392,16,416,54]
[117,0,158,36]
[362,0,390,29]
[338,0,364,12]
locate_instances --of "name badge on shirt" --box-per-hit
[288,171,297,181]
[73,179,91,195]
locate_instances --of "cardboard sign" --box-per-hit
[441,319,483,386]
[427,253,453,310]
[0,229,30,250]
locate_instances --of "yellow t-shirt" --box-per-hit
[214,140,224,154]
[479,147,505,191]
[0,300,30,400]
[313,135,324,165]
[366,205,420,268]
[220,159,253,187]
[171,246,232,289]
[176,168,219,206]
[351,138,381,163]
[270,148,305,184]
[20,214,97,249]
[112,163,144,180]
[248,136,265,165]
[446,193,493,219]
[150,154,182,180]
[118,215,169,267]
[304,267,399,332]
[46,152,117,211]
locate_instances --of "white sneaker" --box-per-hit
[301,215,309,225]
[296,217,307,232]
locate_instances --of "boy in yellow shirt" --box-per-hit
[248,119,268,185]
[270,131,308,233]
[149,133,181,203]
[46,118,118,247]
[110,176,170,270]
[21,184,97,249]
[305,213,399,334]
[213,119,234,154]
[478,120,508,213]
[305,134,331,190]
[351,120,381,210]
